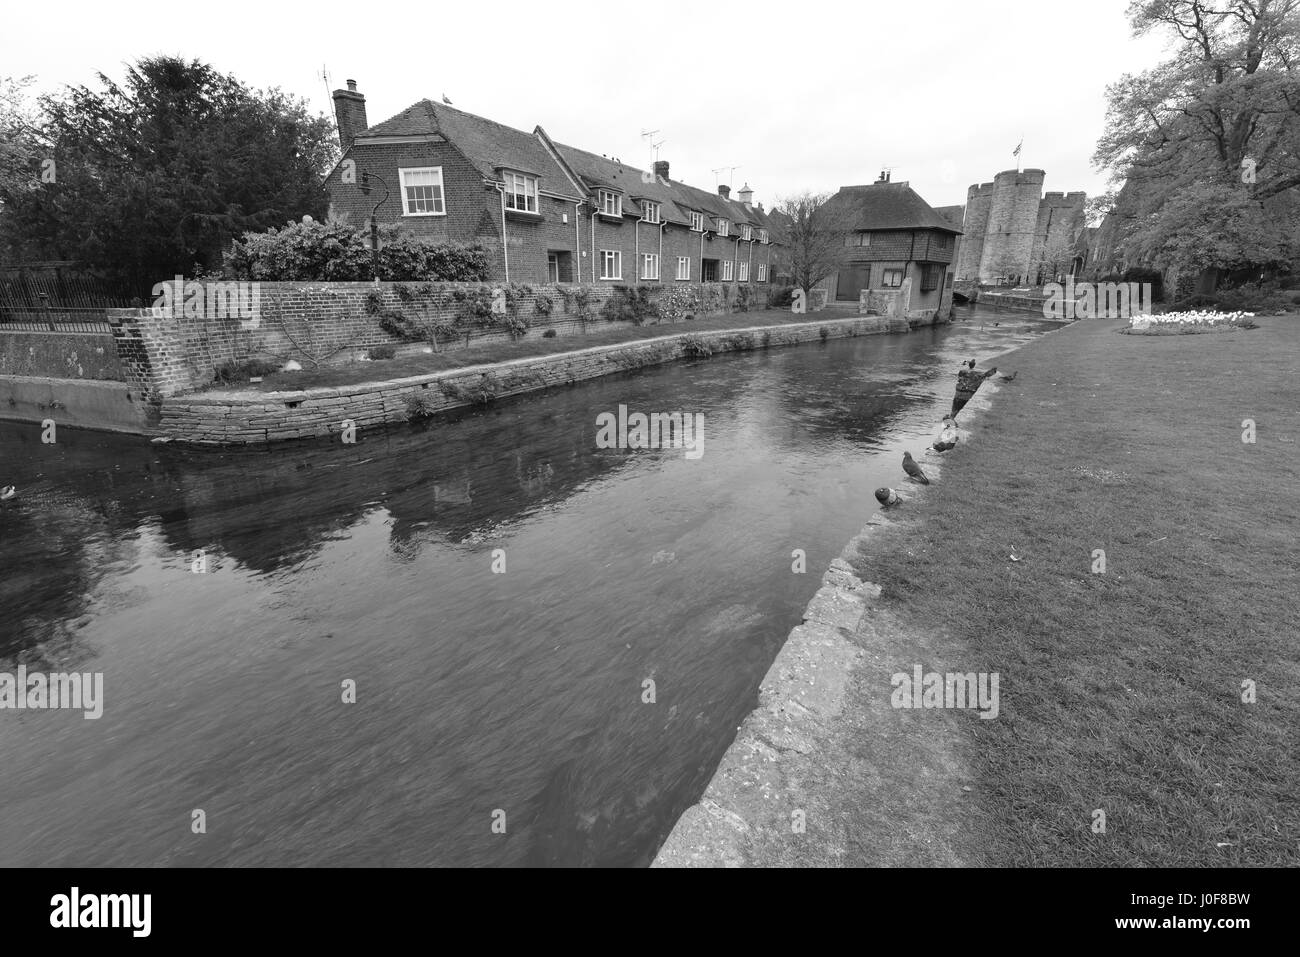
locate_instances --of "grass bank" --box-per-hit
[240,306,858,392]
[848,314,1299,865]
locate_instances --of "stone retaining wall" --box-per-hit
[159,314,919,445]
[0,330,124,380]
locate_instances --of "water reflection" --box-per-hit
[0,314,1051,866]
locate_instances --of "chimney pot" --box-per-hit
[346,79,357,91]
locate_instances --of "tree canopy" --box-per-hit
[1094,0,1300,276]
[0,57,337,293]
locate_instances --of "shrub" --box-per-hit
[223,219,489,282]
[679,334,713,357]
[601,285,658,325]
[542,328,557,338]
[367,345,397,360]
[212,357,282,385]
[572,288,594,320]
[441,373,500,405]
[534,292,554,317]
[767,286,794,309]
[405,391,439,420]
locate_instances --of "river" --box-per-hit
[0,308,1052,867]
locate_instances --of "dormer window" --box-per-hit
[717,219,729,237]
[689,211,704,232]
[758,228,769,244]
[599,190,622,217]
[504,172,538,213]
[741,224,752,241]
[642,201,661,224]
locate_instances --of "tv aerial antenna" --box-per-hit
[641,129,664,163]
[712,165,741,188]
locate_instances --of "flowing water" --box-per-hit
[0,308,1052,867]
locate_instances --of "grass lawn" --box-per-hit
[848,314,1299,866]
[236,306,858,393]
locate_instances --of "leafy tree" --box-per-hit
[0,75,46,258]
[0,57,337,292]
[1094,1,1300,278]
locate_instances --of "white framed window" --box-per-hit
[641,253,659,280]
[689,211,704,232]
[599,190,622,217]
[504,172,538,213]
[738,262,749,282]
[882,268,904,288]
[757,264,767,282]
[642,201,661,224]
[721,261,734,281]
[399,167,445,216]
[741,224,752,241]
[676,256,691,280]
[758,228,768,243]
[600,250,621,280]
[717,218,729,237]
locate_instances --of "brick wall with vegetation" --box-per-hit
[107,280,793,397]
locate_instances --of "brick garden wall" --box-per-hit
[107,279,786,399]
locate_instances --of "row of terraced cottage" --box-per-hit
[323,80,959,318]
[325,80,784,289]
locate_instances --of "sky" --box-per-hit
[2,0,1172,211]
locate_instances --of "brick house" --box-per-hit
[817,173,961,316]
[324,81,781,287]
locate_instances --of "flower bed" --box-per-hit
[1120,310,1258,335]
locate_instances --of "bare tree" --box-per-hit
[771,191,854,293]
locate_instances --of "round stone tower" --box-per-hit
[978,168,1045,282]
[956,182,993,281]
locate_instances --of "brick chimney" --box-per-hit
[717,184,730,199]
[333,79,368,150]
[737,183,753,205]
[653,160,670,181]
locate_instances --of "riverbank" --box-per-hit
[158,312,922,444]
[656,313,1299,867]
[235,306,862,392]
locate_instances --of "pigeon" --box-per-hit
[932,417,959,452]
[0,485,14,501]
[442,94,453,105]
[966,359,976,369]
[902,451,929,484]
[874,487,902,506]
[999,370,1018,381]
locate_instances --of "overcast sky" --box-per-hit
[4,0,1170,210]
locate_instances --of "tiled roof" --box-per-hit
[933,204,966,231]
[361,99,778,233]
[827,182,962,233]
[362,100,583,199]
